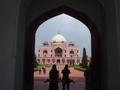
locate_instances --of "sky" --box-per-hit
[35,14,91,57]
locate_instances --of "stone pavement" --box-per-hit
[34,65,85,90]
[34,77,85,90]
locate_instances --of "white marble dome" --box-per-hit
[51,34,67,42]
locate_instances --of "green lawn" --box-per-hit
[74,65,87,72]
[34,64,87,72]
[34,64,51,71]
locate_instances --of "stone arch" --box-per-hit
[43,50,48,54]
[23,6,102,90]
[70,50,74,54]
[1,0,118,89]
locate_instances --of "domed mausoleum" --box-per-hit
[36,34,81,65]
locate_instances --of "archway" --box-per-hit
[24,6,101,90]
[55,47,63,57]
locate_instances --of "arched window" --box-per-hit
[67,59,70,64]
[47,59,50,63]
[70,50,74,54]
[38,54,40,57]
[55,47,62,57]
[52,59,55,63]
[43,50,48,54]
[77,59,80,64]
[37,59,40,63]
[62,59,65,64]
[42,59,45,64]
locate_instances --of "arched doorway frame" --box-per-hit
[24,6,102,90]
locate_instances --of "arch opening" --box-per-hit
[34,13,92,90]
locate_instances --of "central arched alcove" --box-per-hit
[55,47,63,57]
[23,6,102,90]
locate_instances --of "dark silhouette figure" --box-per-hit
[84,68,91,90]
[61,64,71,90]
[42,66,46,74]
[48,64,59,90]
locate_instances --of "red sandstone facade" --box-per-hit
[36,34,81,65]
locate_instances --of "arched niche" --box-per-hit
[55,47,63,57]
[23,6,102,90]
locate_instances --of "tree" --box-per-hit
[81,48,88,68]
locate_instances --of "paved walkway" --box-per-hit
[34,65,85,90]
[34,65,84,77]
[34,77,85,90]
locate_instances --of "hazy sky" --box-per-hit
[35,14,91,57]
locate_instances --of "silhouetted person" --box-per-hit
[61,64,71,90]
[48,64,59,90]
[42,66,46,74]
[84,67,91,90]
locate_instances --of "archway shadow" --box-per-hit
[23,6,102,90]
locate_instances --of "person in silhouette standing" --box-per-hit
[61,64,71,90]
[42,66,46,74]
[48,64,59,90]
[84,67,91,90]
